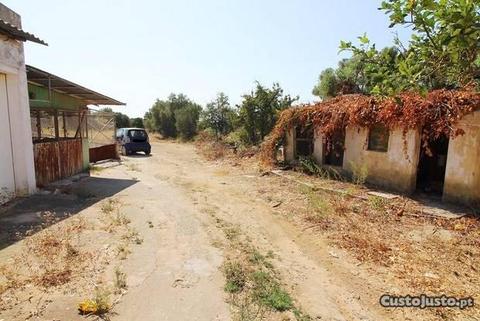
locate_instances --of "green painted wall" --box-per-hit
[28,83,85,111]
[29,83,92,168]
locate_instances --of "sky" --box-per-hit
[5,0,410,117]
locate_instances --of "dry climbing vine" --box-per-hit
[260,89,480,166]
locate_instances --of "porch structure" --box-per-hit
[27,65,124,187]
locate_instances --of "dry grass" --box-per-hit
[255,172,480,320]
[0,214,93,311]
[195,132,229,160]
[0,198,137,318]
[195,130,261,168]
[114,267,128,294]
[126,163,141,172]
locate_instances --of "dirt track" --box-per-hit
[1,140,476,321]
[106,141,394,321]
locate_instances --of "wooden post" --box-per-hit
[36,110,41,140]
[85,109,88,139]
[79,110,83,138]
[54,110,60,140]
[62,111,67,138]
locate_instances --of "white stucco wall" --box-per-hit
[284,125,421,194]
[282,128,293,162]
[284,113,480,205]
[343,127,420,193]
[0,7,36,204]
[443,111,480,204]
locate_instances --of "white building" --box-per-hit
[0,3,46,204]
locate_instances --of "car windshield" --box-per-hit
[128,130,147,141]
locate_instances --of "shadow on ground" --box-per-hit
[0,177,137,250]
[122,152,152,158]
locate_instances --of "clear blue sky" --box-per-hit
[6,0,409,117]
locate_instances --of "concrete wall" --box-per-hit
[443,111,480,204]
[284,125,421,193]
[0,3,22,27]
[343,127,420,193]
[284,128,296,162]
[284,115,480,205]
[0,6,36,204]
[284,128,325,164]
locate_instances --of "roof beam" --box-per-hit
[26,65,125,106]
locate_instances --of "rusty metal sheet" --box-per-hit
[89,144,118,163]
[33,138,84,187]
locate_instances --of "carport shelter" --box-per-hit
[26,65,125,187]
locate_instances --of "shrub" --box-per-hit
[225,128,251,148]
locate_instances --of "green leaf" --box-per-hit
[358,33,370,44]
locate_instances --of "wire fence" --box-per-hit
[30,109,87,143]
[87,111,116,148]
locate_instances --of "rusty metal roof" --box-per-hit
[26,65,125,106]
[0,19,47,45]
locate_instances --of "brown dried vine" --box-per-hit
[260,89,480,166]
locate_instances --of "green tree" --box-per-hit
[338,0,480,95]
[239,82,298,144]
[115,113,130,128]
[144,111,154,131]
[312,68,338,99]
[100,107,131,128]
[144,93,201,139]
[312,48,401,98]
[175,104,201,139]
[131,117,144,128]
[202,92,237,138]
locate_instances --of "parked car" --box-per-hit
[116,128,151,156]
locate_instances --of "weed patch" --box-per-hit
[117,244,131,260]
[217,216,310,320]
[350,161,368,185]
[224,261,247,293]
[101,199,118,215]
[250,271,293,312]
[368,195,388,211]
[78,287,112,316]
[114,267,127,294]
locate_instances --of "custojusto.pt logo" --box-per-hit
[380,294,474,310]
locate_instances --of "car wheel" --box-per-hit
[145,150,151,156]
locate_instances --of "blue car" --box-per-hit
[116,128,151,156]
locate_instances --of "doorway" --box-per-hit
[416,135,449,196]
[0,73,15,204]
[295,126,314,158]
[323,130,345,167]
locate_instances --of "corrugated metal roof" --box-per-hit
[0,18,47,45]
[27,65,125,106]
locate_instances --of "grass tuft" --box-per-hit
[224,261,246,293]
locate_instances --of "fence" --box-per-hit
[30,109,87,186]
[87,111,118,162]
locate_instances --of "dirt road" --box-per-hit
[104,141,393,321]
[3,140,469,320]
